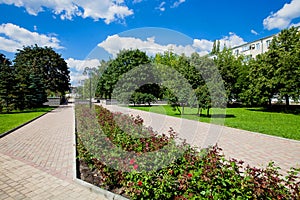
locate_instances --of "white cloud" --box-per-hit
[70,71,88,85]
[97,32,246,57]
[66,58,101,85]
[219,32,246,48]
[133,0,143,3]
[263,0,300,30]
[0,0,133,24]
[66,58,100,72]
[251,29,259,35]
[156,2,166,12]
[0,23,63,53]
[171,0,186,8]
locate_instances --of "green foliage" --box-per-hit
[14,45,70,96]
[130,92,157,106]
[0,54,15,112]
[0,45,71,110]
[243,27,300,106]
[95,49,150,99]
[76,105,300,199]
[213,47,246,102]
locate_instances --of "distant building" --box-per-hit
[231,26,299,59]
[231,35,274,59]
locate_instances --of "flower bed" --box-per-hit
[75,104,300,199]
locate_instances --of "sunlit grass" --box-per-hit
[0,107,55,134]
[130,105,300,140]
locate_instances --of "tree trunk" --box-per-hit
[285,94,289,107]
[197,105,201,116]
[268,98,272,106]
[182,104,185,115]
[207,108,210,117]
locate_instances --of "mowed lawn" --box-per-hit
[130,105,300,140]
[0,107,54,134]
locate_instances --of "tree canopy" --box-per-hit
[0,45,70,111]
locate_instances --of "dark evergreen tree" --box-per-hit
[14,45,70,109]
[0,54,15,112]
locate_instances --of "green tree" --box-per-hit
[190,53,227,115]
[14,45,70,108]
[213,47,245,102]
[242,54,275,106]
[154,52,200,114]
[267,27,300,106]
[0,54,15,112]
[96,49,150,100]
[244,27,300,107]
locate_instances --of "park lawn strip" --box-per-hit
[0,107,54,134]
[129,105,300,141]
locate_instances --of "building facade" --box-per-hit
[231,35,274,59]
[231,26,300,59]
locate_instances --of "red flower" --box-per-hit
[129,159,135,165]
[134,164,138,170]
[137,181,142,186]
[188,173,193,178]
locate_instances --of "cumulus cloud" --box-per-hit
[0,23,63,53]
[171,0,186,8]
[66,58,100,72]
[263,0,300,30]
[66,58,101,85]
[219,32,246,48]
[70,71,88,85]
[0,0,133,24]
[97,32,245,57]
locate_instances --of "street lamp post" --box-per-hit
[84,67,93,109]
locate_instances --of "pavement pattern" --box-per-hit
[0,105,107,200]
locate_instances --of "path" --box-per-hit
[100,104,300,173]
[0,105,107,200]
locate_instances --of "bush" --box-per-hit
[76,104,300,199]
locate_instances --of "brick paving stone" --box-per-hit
[0,105,108,200]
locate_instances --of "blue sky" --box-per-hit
[0,0,300,85]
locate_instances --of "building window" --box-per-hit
[235,49,239,55]
[266,40,271,48]
[250,44,255,50]
[256,43,260,50]
[242,45,249,51]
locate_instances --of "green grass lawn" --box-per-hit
[0,107,55,135]
[130,105,300,140]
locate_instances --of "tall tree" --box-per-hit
[213,47,245,102]
[0,54,15,112]
[14,45,70,108]
[267,27,300,106]
[95,49,150,99]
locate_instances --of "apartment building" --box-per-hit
[231,26,300,59]
[231,35,273,59]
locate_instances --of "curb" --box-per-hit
[0,108,54,138]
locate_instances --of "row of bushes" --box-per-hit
[76,104,300,199]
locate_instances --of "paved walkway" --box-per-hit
[101,104,300,173]
[1,103,299,199]
[0,105,107,200]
